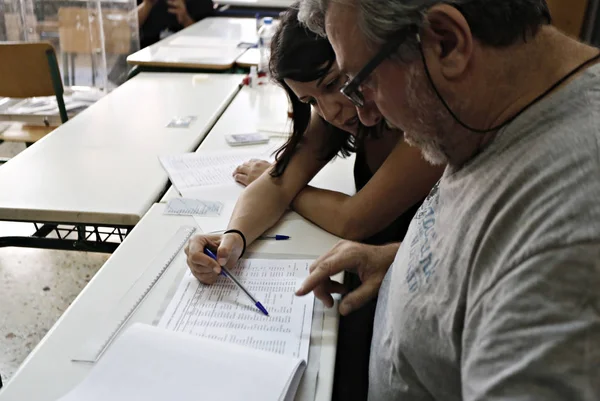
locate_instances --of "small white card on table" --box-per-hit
[164,198,223,216]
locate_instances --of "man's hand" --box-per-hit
[167,0,194,27]
[296,241,399,315]
[233,159,272,187]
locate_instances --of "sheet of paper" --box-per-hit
[3,96,92,114]
[153,46,244,62]
[192,198,237,234]
[169,35,242,48]
[166,115,197,128]
[159,149,274,194]
[60,323,305,401]
[197,18,258,43]
[158,258,315,361]
[164,198,223,216]
[237,47,260,65]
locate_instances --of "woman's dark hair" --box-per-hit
[269,5,381,178]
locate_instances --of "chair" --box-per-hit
[0,42,68,162]
[547,0,589,38]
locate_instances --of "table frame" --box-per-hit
[0,218,133,254]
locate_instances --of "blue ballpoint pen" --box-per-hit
[203,248,269,316]
[258,234,290,240]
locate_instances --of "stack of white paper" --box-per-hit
[58,323,306,401]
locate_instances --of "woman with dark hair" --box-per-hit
[185,5,442,400]
[231,7,442,246]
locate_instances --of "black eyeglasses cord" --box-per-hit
[417,36,600,135]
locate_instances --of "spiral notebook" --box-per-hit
[59,323,306,401]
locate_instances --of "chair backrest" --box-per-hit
[0,42,61,98]
[547,0,589,38]
[0,42,68,123]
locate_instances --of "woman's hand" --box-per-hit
[233,159,272,187]
[185,232,245,284]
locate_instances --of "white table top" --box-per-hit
[195,83,356,194]
[0,73,243,226]
[127,17,257,70]
[161,83,357,203]
[236,47,259,67]
[0,203,341,401]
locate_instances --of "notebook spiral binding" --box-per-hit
[76,225,197,363]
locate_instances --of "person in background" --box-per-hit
[108,0,213,84]
[185,6,443,401]
[137,0,214,48]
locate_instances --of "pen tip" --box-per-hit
[256,302,269,316]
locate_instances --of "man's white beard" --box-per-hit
[404,132,449,166]
[401,65,451,166]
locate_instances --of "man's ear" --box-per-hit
[420,4,473,80]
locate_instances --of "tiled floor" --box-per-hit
[0,141,109,384]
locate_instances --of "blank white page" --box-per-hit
[153,46,245,62]
[59,323,305,401]
[169,36,243,48]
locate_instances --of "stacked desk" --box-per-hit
[127,17,257,72]
[235,47,260,68]
[0,72,243,252]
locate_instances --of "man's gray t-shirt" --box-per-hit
[369,64,600,401]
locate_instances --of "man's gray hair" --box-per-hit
[297,0,329,37]
[298,0,551,53]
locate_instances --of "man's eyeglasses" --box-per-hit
[340,27,417,108]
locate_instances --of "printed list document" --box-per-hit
[158,258,315,361]
[159,149,275,199]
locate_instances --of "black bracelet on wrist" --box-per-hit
[224,229,247,259]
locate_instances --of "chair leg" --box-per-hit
[62,52,70,86]
[70,54,76,86]
[91,55,96,87]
